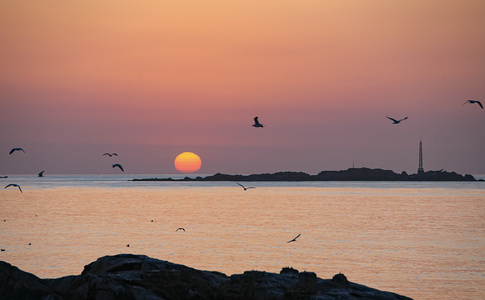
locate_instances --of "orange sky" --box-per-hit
[1,1,484,174]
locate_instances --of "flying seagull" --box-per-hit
[4,184,22,193]
[252,116,263,128]
[103,153,118,157]
[236,182,256,191]
[176,227,185,232]
[386,116,408,124]
[112,164,124,172]
[9,148,25,155]
[463,100,483,109]
[287,233,301,243]
[38,171,45,177]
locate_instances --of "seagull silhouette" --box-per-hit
[4,184,22,193]
[386,116,408,124]
[9,148,25,155]
[176,228,185,232]
[236,182,256,191]
[112,164,124,172]
[252,117,263,128]
[103,153,118,157]
[463,100,483,109]
[287,233,301,243]
[38,171,45,177]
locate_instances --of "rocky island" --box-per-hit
[0,254,412,299]
[133,167,479,182]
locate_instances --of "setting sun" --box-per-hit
[174,152,202,173]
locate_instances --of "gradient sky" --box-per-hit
[1,0,484,175]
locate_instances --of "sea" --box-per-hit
[1,174,484,299]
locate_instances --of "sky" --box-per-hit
[1,0,484,175]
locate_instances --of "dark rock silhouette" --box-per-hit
[0,254,412,299]
[133,167,479,182]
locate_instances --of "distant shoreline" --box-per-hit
[132,167,481,182]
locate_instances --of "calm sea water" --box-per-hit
[1,174,484,299]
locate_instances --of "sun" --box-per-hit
[174,152,202,173]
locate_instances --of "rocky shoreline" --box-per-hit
[0,254,412,299]
[132,167,479,182]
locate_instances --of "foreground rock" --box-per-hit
[0,254,412,300]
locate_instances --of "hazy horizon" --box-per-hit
[1,1,484,175]
[2,165,485,177]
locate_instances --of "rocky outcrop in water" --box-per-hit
[133,167,479,182]
[0,254,412,300]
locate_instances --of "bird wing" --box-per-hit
[478,101,483,109]
[113,164,125,172]
[103,153,110,156]
[113,153,118,156]
[400,117,408,121]
[386,116,397,122]
[463,100,471,105]
[236,182,245,188]
[5,184,21,192]
[287,233,301,243]
[9,148,23,154]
